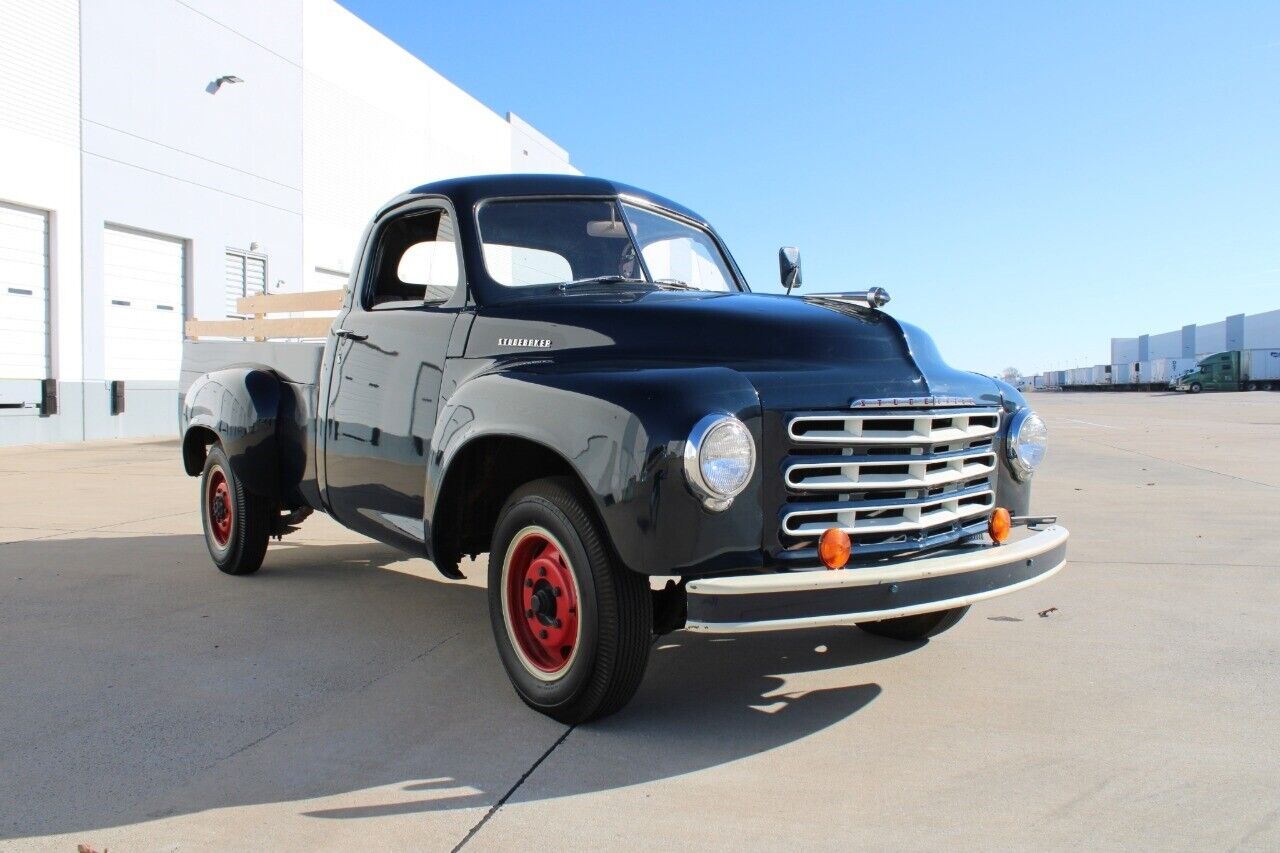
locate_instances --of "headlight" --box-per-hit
[1006,408,1048,480]
[684,414,756,510]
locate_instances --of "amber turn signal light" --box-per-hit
[989,507,1011,544]
[819,528,851,569]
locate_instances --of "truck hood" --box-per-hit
[471,289,1004,410]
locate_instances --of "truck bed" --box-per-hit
[180,340,324,396]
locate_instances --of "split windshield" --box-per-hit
[476,198,737,292]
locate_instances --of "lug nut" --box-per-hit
[538,567,546,577]
[526,609,533,618]
[525,579,533,588]
[539,629,548,639]
[553,587,562,597]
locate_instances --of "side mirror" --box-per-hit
[779,247,802,294]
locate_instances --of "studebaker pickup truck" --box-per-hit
[180,173,1067,722]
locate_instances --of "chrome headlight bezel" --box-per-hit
[1006,408,1048,481]
[683,413,756,511]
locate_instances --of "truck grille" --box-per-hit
[780,408,1001,559]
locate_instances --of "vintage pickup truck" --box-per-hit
[180,174,1067,722]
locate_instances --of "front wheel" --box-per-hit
[488,477,652,723]
[200,445,270,575]
[1188,382,1202,394]
[857,605,970,641]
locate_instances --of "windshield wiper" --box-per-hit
[557,275,648,291]
[652,279,698,291]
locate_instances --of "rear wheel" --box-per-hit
[857,605,970,641]
[488,477,652,723]
[1246,382,1258,392]
[200,445,270,575]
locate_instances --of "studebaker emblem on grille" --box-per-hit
[849,396,977,409]
[497,337,552,348]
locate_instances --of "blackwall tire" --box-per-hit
[1189,382,1202,394]
[488,476,652,724]
[200,445,270,576]
[857,605,970,641]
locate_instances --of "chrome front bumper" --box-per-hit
[685,525,1068,633]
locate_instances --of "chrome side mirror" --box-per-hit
[779,247,802,294]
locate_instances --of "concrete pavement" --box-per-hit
[1,392,1277,850]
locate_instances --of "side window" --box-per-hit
[368,208,459,308]
[639,237,731,292]
[622,204,734,292]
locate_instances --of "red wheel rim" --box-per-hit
[207,468,233,547]
[503,528,581,678]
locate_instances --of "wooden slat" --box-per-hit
[235,289,345,315]
[185,317,335,339]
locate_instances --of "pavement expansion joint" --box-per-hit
[452,724,576,852]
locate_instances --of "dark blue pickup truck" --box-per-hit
[180,174,1067,722]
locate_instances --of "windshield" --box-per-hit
[476,198,737,292]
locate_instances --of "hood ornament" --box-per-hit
[850,395,977,409]
[807,287,891,308]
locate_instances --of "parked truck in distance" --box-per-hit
[1036,352,1276,393]
[179,174,1067,723]
[1176,349,1280,393]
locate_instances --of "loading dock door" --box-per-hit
[103,226,185,381]
[0,202,50,380]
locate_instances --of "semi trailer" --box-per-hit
[1176,349,1280,392]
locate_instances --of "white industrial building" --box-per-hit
[1110,308,1280,363]
[0,0,574,446]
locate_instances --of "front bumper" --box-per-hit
[685,525,1068,633]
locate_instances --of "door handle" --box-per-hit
[334,328,368,341]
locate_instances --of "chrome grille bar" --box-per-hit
[785,448,996,492]
[781,483,995,537]
[788,410,999,446]
[781,406,1001,555]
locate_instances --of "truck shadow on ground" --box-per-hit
[0,534,917,839]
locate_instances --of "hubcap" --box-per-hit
[503,528,581,679]
[207,468,233,547]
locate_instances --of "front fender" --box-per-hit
[428,364,764,577]
[992,378,1033,515]
[181,367,283,499]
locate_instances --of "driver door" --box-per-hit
[323,202,466,550]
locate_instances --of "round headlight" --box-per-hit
[1007,409,1048,480]
[684,414,756,509]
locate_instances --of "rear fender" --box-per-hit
[181,368,284,499]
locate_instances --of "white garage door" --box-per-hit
[0,202,50,380]
[103,226,185,381]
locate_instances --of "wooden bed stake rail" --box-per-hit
[235,290,345,314]
[186,289,345,340]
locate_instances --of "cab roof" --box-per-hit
[401,173,708,225]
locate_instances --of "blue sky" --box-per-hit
[339,1,1279,375]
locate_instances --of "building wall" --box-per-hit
[1147,329,1182,360]
[1195,320,1227,356]
[1110,338,1139,364]
[1105,308,1280,378]
[299,0,574,289]
[509,112,575,174]
[79,0,306,439]
[1244,309,1280,349]
[0,0,84,444]
[0,0,572,447]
